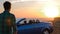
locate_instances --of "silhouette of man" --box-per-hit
[0,1,17,34]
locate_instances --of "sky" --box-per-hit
[0,0,60,18]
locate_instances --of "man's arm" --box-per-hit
[12,15,17,34]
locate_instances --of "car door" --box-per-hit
[17,22,43,34]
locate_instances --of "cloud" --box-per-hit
[11,0,21,3]
[10,0,46,9]
[10,0,46,3]
[10,0,34,3]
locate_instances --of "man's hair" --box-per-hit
[3,1,11,10]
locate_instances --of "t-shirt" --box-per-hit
[0,11,16,34]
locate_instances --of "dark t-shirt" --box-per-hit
[0,11,16,34]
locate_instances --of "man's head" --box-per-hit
[3,1,11,11]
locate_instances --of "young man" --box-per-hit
[0,1,17,34]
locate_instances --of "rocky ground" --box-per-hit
[52,27,60,34]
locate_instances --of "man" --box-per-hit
[0,1,17,34]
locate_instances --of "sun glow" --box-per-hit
[44,5,59,18]
[43,0,59,18]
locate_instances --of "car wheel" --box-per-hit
[43,30,50,34]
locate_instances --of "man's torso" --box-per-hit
[0,11,15,34]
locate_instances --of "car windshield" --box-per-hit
[17,19,41,25]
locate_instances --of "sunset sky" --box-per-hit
[0,0,60,18]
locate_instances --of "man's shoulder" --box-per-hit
[10,13,15,17]
[0,13,3,16]
[0,13,4,18]
[10,13,14,16]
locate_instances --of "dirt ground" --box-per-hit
[51,27,60,34]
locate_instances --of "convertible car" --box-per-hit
[16,18,53,34]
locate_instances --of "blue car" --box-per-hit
[16,18,53,34]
